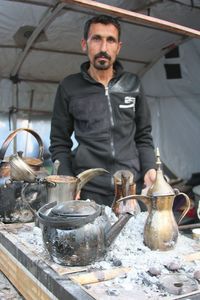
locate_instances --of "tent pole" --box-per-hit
[11,83,19,154]
[10,3,66,78]
[62,0,200,38]
[24,89,34,156]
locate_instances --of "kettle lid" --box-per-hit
[37,200,102,229]
[51,200,99,217]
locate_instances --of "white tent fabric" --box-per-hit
[143,39,200,179]
[0,0,200,179]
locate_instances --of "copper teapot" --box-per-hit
[117,150,190,251]
[112,170,140,216]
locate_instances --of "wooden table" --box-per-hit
[0,222,200,300]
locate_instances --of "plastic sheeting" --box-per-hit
[0,0,200,180]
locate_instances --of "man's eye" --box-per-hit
[107,37,116,43]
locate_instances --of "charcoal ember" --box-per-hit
[148,267,161,276]
[112,258,122,267]
[193,270,200,282]
[166,261,181,271]
[137,247,145,253]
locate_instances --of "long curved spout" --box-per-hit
[106,213,132,247]
[76,168,109,194]
[117,194,153,212]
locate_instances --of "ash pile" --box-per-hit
[16,207,200,298]
[90,208,200,297]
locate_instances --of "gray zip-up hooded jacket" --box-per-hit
[49,61,156,195]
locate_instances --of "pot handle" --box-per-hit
[174,190,191,225]
[0,128,44,163]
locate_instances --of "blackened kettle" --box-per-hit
[37,200,133,266]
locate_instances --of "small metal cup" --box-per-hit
[192,228,200,242]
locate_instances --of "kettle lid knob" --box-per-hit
[147,148,174,197]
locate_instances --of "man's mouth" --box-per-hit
[95,52,111,61]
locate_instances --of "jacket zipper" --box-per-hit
[105,86,115,187]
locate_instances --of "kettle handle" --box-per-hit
[175,191,191,225]
[0,128,44,163]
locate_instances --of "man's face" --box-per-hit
[81,23,122,70]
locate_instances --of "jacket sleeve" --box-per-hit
[49,82,74,175]
[134,83,156,177]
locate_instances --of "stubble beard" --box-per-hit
[93,59,112,70]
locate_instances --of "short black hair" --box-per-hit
[83,15,121,41]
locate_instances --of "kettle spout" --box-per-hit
[105,213,132,247]
[117,194,152,212]
[76,168,109,194]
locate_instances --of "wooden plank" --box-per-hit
[0,226,95,300]
[69,267,131,285]
[0,244,55,300]
[184,252,200,262]
[62,0,200,38]
[49,263,87,276]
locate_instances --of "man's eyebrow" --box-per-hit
[91,34,101,38]
[91,34,117,40]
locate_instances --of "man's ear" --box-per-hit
[81,39,87,52]
[117,41,122,55]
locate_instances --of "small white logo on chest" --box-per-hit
[119,96,136,111]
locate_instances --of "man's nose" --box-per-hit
[100,39,108,51]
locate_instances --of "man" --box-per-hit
[49,15,156,207]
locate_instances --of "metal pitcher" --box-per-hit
[43,168,109,203]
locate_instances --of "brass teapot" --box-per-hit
[117,150,190,251]
[0,128,47,222]
[9,153,37,183]
[0,128,44,181]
